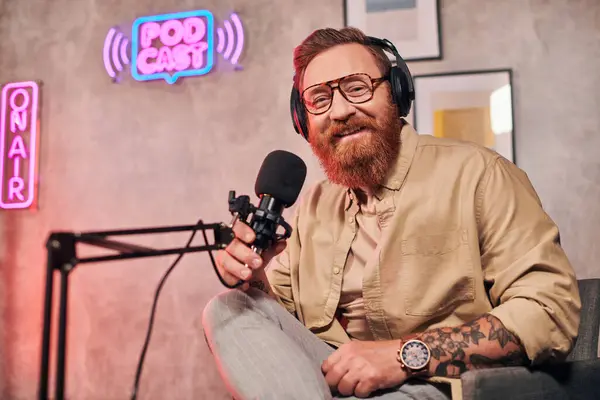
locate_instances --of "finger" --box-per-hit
[336,369,362,397]
[270,240,287,254]
[324,362,350,391]
[216,261,245,288]
[322,348,343,373]
[217,249,253,282]
[354,378,377,399]
[225,238,263,270]
[262,240,287,264]
[231,219,255,244]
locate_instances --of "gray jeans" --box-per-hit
[202,288,451,400]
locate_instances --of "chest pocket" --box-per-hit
[399,229,475,317]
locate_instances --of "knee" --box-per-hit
[202,289,249,330]
[202,288,277,335]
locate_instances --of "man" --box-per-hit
[202,27,581,400]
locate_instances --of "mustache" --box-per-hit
[326,117,379,138]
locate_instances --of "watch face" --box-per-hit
[401,340,430,370]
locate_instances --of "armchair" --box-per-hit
[460,278,600,400]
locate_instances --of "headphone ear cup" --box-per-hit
[389,66,410,117]
[290,87,301,134]
[290,87,309,141]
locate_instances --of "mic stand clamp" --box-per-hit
[227,190,293,245]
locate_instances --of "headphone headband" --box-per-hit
[364,36,414,94]
[290,35,414,141]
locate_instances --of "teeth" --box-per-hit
[339,128,362,137]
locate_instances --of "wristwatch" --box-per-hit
[397,339,431,375]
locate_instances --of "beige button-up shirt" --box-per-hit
[267,123,581,365]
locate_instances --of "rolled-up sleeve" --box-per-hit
[267,248,296,315]
[477,156,581,364]
[265,208,299,316]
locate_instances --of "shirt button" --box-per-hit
[348,217,354,223]
[333,267,341,274]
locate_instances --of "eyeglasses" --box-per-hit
[301,73,388,115]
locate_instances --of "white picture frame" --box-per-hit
[409,69,517,164]
[344,0,442,61]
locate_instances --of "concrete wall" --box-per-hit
[0,0,598,398]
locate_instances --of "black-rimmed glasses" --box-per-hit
[301,73,388,115]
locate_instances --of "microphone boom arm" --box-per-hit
[39,221,234,400]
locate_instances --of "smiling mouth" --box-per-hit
[334,127,367,138]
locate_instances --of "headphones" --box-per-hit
[290,36,415,141]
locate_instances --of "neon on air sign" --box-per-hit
[103,10,244,84]
[0,81,40,210]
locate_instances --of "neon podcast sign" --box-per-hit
[103,10,244,84]
[0,81,40,209]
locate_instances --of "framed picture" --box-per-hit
[409,69,516,164]
[344,0,442,61]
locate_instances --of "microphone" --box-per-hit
[251,150,307,253]
[228,150,307,254]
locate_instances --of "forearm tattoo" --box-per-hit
[249,280,269,294]
[418,314,528,377]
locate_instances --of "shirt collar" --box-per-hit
[344,122,420,210]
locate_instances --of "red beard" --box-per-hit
[309,103,403,190]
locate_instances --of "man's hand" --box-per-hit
[321,340,407,398]
[214,219,287,290]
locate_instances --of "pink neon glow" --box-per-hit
[13,157,19,175]
[141,22,161,48]
[10,110,26,133]
[157,47,176,70]
[113,32,124,72]
[9,89,29,132]
[10,88,30,110]
[120,38,129,64]
[103,28,117,78]
[190,43,209,68]
[8,178,25,201]
[216,27,225,53]
[137,48,157,73]
[230,13,244,64]
[137,17,209,75]
[137,43,208,75]
[223,20,234,60]
[0,81,39,209]
[173,45,191,70]
[160,19,184,46]
[183,17,206,44]
[8,136,27,159]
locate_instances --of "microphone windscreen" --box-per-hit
[254,150,307,207]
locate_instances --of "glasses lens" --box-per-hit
[340,74,373,102]
[303,85,332,114]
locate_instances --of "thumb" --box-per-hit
[262,240,287,264]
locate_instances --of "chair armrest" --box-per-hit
[460,359,600,400]
[568,278,600,361]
